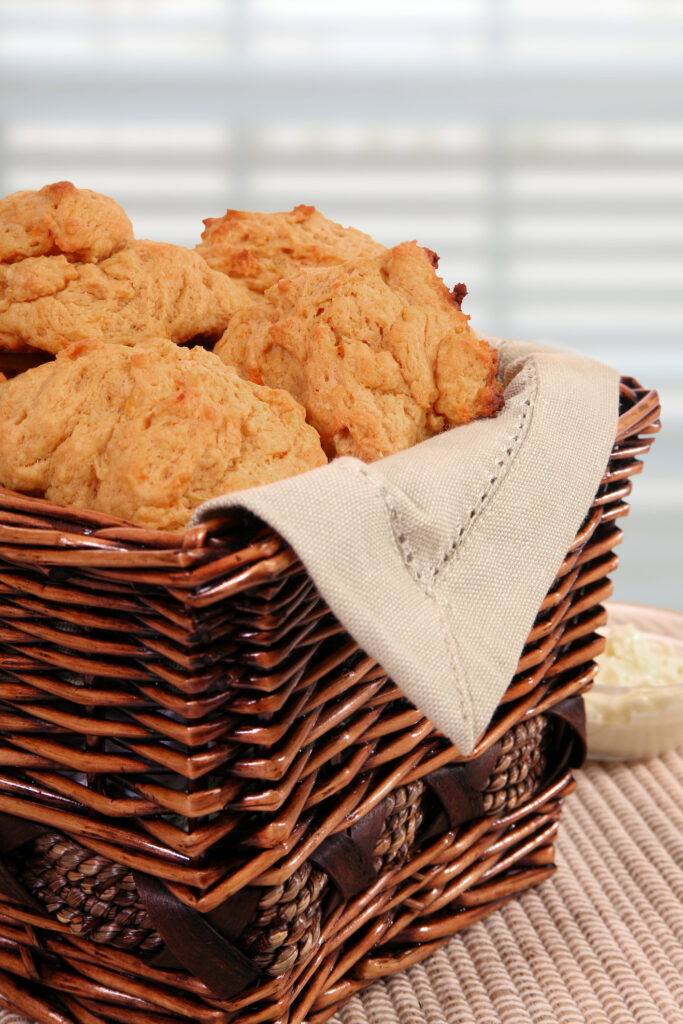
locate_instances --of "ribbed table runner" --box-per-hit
[4,754,683,1024]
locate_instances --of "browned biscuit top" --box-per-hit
[216,241,503,462]
[196,204,386,294]
[0,337,327,529]
[0,238,253,354]
[0,181,134,263]
[0,182,255,354]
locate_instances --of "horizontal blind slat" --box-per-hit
[0,2,680,609]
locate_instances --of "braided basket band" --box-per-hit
[8,714,550,976]
[16,834,162,953]
[483,717,549,815]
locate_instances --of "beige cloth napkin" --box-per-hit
[193,340,619,755]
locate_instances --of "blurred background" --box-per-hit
[0,0,680,609]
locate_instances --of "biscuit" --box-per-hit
[0,337,327,530]
[196,204,386,294]
[216,241,503,462]
[0,181,133,263]
[0,239,253,354]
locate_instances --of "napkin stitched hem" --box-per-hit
[336,457,472,727]
[192,340,618,754]
[446,350,539,567]
[333,352,539,740]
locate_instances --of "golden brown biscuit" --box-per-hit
[0,239,253,354]
[0,338,326,529]
[0,181,133,263]
[196,204,386,294]
[216,241,503,462]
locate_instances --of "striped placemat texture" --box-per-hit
[3,754,683,1024]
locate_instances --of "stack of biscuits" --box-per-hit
[0,183,503,530]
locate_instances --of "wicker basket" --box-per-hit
[0,377,659,1024]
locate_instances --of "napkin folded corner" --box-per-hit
[193,341,619,754]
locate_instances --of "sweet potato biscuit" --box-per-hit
[0,239,253,354]
[196,204,386,294]
[0,181,133,264]
[216,241,503,461]
[0,338,327,530]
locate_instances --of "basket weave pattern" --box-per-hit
[0,378,660,1024]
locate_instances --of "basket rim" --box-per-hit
[0,377,660,555]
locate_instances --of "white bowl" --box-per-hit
[585,601,683,761]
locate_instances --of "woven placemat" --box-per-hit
[3,754,683,1024]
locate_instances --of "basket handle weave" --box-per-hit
[310,800,387,901]
[423,695,586,839]
[134,871,261,999]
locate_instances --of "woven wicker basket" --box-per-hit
[0,377,659,1024]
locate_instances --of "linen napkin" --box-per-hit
[193,340,619,755]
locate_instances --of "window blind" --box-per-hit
[0,0,680,608]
